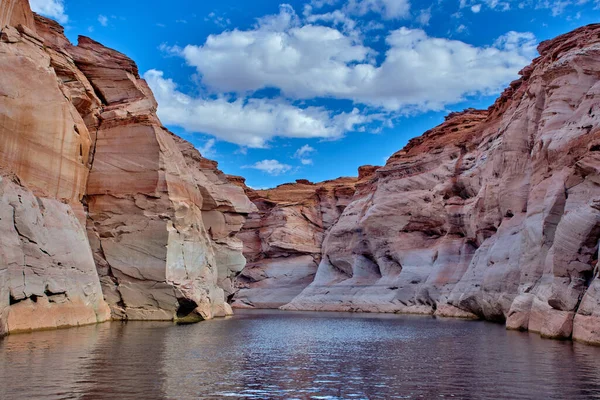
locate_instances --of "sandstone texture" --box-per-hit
[233,176,373,308]
[284,24,600,344]
[0,5,109,334]
[0,1,254,333]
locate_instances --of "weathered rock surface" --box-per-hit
[0,7,110,333]
[233,176,374,308]
[285,24,600,344]
[0,1,254,333]
[0,0,33,30]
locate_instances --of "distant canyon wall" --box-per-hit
[0,0,255,334]
[232,175,376,309]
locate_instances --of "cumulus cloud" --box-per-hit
[243,160,292,175]
[196,138,216,158]
[98,15,108,26]
[304,8,360,37]
[30,0,68,23]
[150,3,540,148]
[345,0,411,19]
[172,5,536,112]
[310,0,341,8]
[144,70,373,148]
[294,144,316,165]
[461,0,580,15]
[294,144,316,158]
[416,7,432,25]
[205,12,231,28]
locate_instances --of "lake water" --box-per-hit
[1,309,600,399]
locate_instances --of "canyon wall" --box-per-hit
[233,177,368,308]
[0,0,254,333]
[283,24,600,345]
[0,3,109,334]
[3,0,600,348]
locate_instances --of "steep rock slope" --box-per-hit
[0,3,110,334]
[285,24,600,344]
[233,171,376,308]
[35,15,256,322]
[0,1,254,333]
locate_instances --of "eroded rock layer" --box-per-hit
[0,2,254,333]
[233,175,375,308]
[0,7,109,333]
[285,24,600,344]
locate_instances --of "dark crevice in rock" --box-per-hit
[10,294,39,305]
[176,298,202,324]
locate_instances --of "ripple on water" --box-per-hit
[1,310,600,399]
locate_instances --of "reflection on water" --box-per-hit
[1,310,600,399]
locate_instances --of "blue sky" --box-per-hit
[32,0,600,189]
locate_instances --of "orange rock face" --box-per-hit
[284,24,600,344]
[0,10,109,334]
[0,0,34,30]
[233,174,376,308]
[0,2,255,333]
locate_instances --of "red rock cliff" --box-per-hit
[0,1,255,333]
[232,172,378,308]
[284,24,600,345]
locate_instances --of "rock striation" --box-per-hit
[0,3,109,334]
[283,24,600,344]
[3,0,600,348]
[233,176,370,309]
[0,0,254,333]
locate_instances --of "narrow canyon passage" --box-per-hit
[2,2,600,400]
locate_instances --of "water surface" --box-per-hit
[1,310,600,399]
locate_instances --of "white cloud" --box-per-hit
[461,0,581,15]
[149,4,540,149]
[536,0,571,15]
[98,15,108,26]
[30,0,68,23]
[294,144,316,158]
[144,70,373,148]
[158,43,183,56]
[416,7,432,25]
[171,5,537,112]
[205,12,231,27]
[294,144,316,165]
[345,0,411,19]
[305,9,360,37]
[196,138,216,157]
[243,160,292,175]
[311,0,341,8]
[493,31,537,55]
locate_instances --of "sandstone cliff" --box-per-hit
[233,175,371,308]
[0,0,254,333]
[0,2,109,334]
[283,24,600,345]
